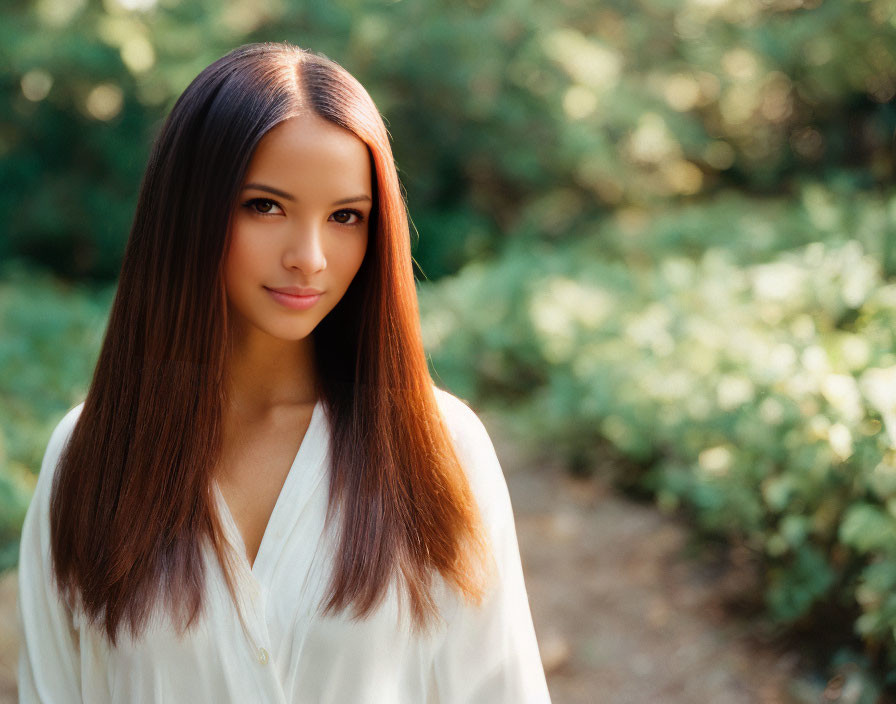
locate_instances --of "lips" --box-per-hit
[264,286,323,311]
[265,286,323,296]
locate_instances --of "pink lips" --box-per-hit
[265,286,323,310]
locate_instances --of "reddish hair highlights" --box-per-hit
[49,43,488,644]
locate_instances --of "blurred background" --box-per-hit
[2,0,896,701]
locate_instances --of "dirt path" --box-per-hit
[0,573,16,704]
[0,435,821,703]
[509,461,818,703]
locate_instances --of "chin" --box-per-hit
[231,315,318,343]
[268,322,318,341]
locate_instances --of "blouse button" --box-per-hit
[257,647,270,665]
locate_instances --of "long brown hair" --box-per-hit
[49,42,489,645]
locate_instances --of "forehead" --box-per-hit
[244,113,372,197]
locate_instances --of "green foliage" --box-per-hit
[2,0,895,279]
[0,261,111,570]
[766,545,836,623]
[421,199,896,675]
[5,0,896,691]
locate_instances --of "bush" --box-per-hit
[4,0,895,280]
[0,262,111,570]
[422,214,896,676]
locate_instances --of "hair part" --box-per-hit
[49,42,489,645]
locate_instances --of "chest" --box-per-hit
[95,538,442,704]
[216,407,314,568]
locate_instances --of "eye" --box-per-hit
[330,209,365,226]
[242,198,284,216]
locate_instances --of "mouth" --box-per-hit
[265,285,323,296]
[264,286,323,311]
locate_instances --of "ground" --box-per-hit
[0,420,830,703]
[511,460,817,703]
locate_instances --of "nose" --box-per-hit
[283,219,327,274]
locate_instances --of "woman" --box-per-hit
[17,42,550,703]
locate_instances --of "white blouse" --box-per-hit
[17,387,552,703]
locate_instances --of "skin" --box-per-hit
[217,112,372,567]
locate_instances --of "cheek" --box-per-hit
[327,231,368,284]
[223,231,262,294]
[347,231,369,276]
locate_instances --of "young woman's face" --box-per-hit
[224,113,372,344]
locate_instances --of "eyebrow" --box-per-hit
[242,182,372,206]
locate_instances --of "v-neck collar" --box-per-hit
[213,398,329,584]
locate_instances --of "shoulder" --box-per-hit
[432,386,498,473]
[19,402,87,600]
[47,402,85,455]
[431,386,510,528]
[432,387,490,448]
[44,403,85,470]
[33,402,86,500]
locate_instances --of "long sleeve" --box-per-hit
[17,403,85,703]
[432,391,552,704]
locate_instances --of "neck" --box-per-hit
[224,324,318,418]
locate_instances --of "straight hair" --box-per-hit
[49,42,490,645]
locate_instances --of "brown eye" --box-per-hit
[241,198,283,216]
[331,209,362,225]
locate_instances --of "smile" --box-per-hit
[264,287,322,310]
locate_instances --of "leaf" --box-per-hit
[839,504,896,554]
